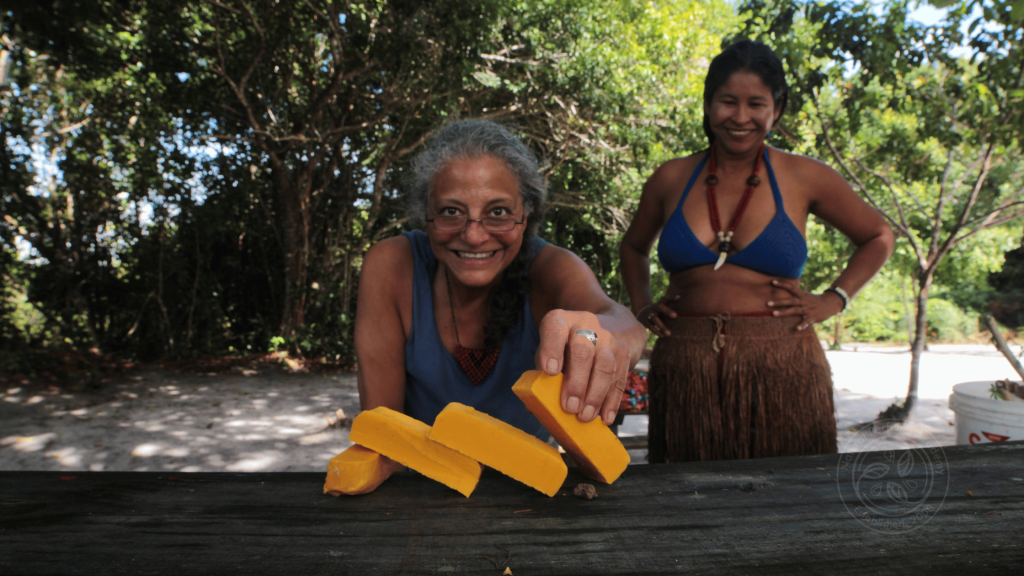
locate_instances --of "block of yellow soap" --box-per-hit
[512,370,629,484]
[429,403,568,497]
[323,445,400,496]
[349,406,482,497]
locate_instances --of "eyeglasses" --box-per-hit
[425,215,525,232]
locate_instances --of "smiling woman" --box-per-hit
[353,120,646,484]
[620,40,895,463]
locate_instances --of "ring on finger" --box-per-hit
[575,329,598,345]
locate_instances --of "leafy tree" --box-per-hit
[738,0,1024,420]
[1,3,188,355]
[988,237,1024,331]
[2,0,735,363]
[163,0,734,355]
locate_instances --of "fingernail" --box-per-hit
[546,358,558,374]
[772,280,778,284]
[664,330,672,336]
[566,396,580,413]
[605,411,616,425]
[580,405,596,422]
[767,301,773,306]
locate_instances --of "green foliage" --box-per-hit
[1,0,734,363]
[836,270,907,342]
[925,297,978,341]
[934,224,1023,312]
[988,239,1024,331]
[737,0,1024,356]
[803,215,854,293]
[1,3,185,356]
[482,0,736,305]
[5,0,1016,372]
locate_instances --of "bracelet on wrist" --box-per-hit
[824,286,850,311]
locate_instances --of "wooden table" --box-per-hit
[2,442,1022,575]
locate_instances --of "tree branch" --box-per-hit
[850,154,921,225]
[934,140,996,261]
[962,197,1024,230]
[949,208,1024,246]
[206,0,241,15]
[210,7,282,173]
[812,92,920,261]
[480,53,540,66]
[232,1,266,95]
[294,0,350,135]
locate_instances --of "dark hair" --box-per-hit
[702,40,789,144]
[406,120,547,347]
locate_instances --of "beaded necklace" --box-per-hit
[445,269,500,385]
[705,142,766,270]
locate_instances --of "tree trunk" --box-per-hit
[875,269,934,426]
[903,272,933,419]
[280,181,310,340]
[900,275,914,345]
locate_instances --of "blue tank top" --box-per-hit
[657,148,807,278]
[402,230,549,440]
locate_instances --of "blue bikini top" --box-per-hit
[657,148,807,279]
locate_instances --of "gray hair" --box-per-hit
[406,120,546,237]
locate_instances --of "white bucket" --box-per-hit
[948,381,1024,445]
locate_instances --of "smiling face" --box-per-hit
[704,70,782,154]
[426,155,527,289]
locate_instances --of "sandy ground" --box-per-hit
[2,344,1022,473]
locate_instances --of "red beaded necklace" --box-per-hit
[445,269,500,385]
[705,142,766,270]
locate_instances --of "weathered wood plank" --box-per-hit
[1,442,1022,575]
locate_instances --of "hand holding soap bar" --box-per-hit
[429,403,567,497]
[349,406,483,497]
[513,370,629,484]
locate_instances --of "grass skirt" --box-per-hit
[647,314,837,463]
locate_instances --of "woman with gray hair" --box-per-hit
[355,120,645,463]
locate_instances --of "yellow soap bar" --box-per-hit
[429,403,568,497]
[349,406,482,497]
[512,370,629,484]
[323,445,400,496]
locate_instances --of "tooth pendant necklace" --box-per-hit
[705,142,766,270]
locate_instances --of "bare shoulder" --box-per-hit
[363,235,414,276]
[767,148,852,199]
[358,234,415,337]
[530,242,597,294]
[360,235,415,303]
[768,147,838,177]
[530,242,586,276]
[529,241,610,321]
[644,152,707,195]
